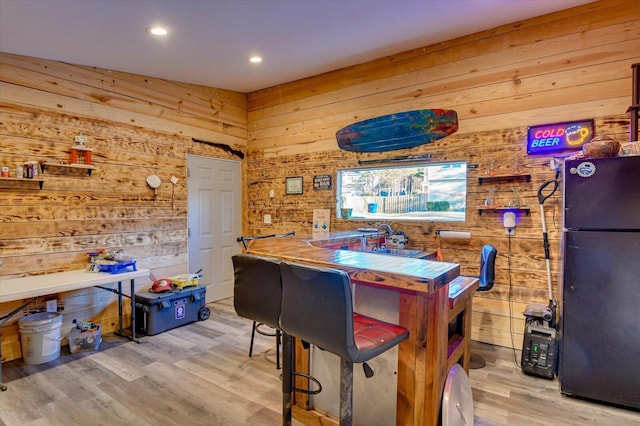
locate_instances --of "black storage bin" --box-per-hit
[135,286,209,335]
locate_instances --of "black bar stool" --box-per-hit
[232,254,283,369]
[469,244,497,369]
[236,232,296,368]
[279,261,409,426]
[233,253,316,425]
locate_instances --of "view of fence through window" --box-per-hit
[337,162,467,221]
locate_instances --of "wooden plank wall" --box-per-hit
[1,0,637,363]
[245,0,639,349]
[0,53,247,362]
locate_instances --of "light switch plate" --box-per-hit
[264,214,272,224]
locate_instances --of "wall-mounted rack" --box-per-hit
[0,177,44,190]
[478,173,531,185]
[40,161,95,176]
[478,206,530,216]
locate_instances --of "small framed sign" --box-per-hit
[285,176,303,195]
[313,174,332,190]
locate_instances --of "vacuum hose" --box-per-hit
[538,178,559,263]
[537,177,560,328]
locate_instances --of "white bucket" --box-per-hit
[18,312,63,365]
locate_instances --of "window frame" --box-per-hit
[336,161,467,222]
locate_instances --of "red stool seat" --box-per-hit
[353,313,408,357]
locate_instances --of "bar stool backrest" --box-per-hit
[280,261,356,361]
[478,244,497,291]
[232,254,282,329]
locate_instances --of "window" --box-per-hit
[337,161,467,222]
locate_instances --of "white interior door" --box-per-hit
[187,155,242,302]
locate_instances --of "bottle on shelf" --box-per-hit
[484,187,497,207]
[506,187,524,207]
[484,158,496,176]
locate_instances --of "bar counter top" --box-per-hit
[245,231,460,294]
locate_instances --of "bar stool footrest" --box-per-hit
[291,371,323,395]
[255,322,279,337]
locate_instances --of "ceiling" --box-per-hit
[0,0,593,93]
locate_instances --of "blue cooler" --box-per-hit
[135,286,210,335]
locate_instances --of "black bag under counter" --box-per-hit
[135,286,210,335]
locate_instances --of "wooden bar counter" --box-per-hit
[246,232,477,426]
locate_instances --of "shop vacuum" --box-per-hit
[521,169,560,379]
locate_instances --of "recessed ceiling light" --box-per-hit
[147,27,168,36]
[249,56,263,64]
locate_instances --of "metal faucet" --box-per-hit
[376,223,394,249]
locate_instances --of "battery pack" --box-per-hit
[521,323,557,379]
[135,286,209,335]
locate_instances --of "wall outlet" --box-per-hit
[46,299,57,312]
[264,214,272,224]
[505,228,515,236]
[269,189,275,198]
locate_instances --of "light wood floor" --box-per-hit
[1,298,638,426]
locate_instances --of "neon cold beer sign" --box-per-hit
[527,119,594,154]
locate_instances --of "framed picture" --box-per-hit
[285,176,303,195]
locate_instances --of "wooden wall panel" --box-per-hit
[245,0,639,350]
[248,0,634,110]
[0,53,247,362]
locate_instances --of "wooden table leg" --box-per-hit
[397,292,427,425]
[397,284,449,426]
[424,285,449,426]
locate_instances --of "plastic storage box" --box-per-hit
[98,261,137,274]
[135,286,210,335]
[169,273,200,289]
[68,325,102,353]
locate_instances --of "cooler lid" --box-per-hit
[135,286,204,305]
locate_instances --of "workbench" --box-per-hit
[0,268,150,391]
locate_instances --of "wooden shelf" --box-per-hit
[0,177,44,189]
[40,161,95,176]
[477,206,530,215]
[478,173,530,185]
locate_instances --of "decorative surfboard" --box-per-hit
[336,109,458,153]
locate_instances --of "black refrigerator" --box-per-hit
[560,155,640,410]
